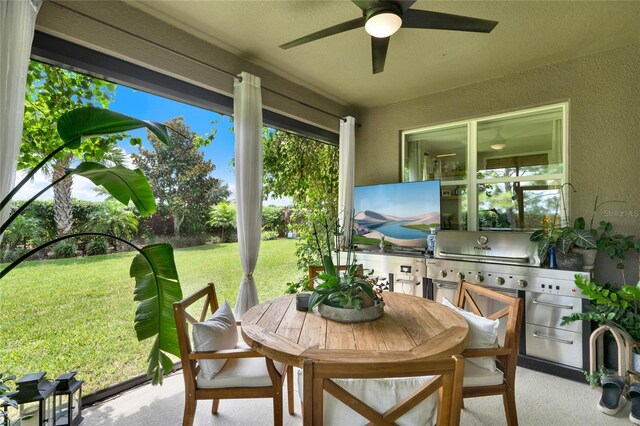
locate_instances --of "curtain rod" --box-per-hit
[49,1,360,127]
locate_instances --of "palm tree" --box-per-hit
[2,216,42,249]
[21,61,125,236]
[207,201,236,242]
[86,200,139,251]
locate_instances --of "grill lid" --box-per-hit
[435,230,540,266]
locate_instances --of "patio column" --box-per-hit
[338,116,356,247]
[233,71,263,318]
[0,0,42,244]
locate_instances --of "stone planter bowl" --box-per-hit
[318,301,385,323]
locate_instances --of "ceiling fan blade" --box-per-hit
[352,0,416,13]
[402,9,498,33]
[279,17,366,49]
[371,36,390,74]
[397,0,417,13]
[351,0,385,12]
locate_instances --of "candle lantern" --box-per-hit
[12,372,56,426]
[53,372,83,426]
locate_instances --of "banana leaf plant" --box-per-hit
[0,107,182,385]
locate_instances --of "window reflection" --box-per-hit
[403,124,467,182]
[477,107,564,178]
[478,180,561,230]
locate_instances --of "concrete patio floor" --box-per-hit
[83,367,630,425]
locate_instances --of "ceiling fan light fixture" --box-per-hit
[365,11,402,38]
[490,143,506,150]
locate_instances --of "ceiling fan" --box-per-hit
[279,0,498,74]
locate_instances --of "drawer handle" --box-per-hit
[532,332,574,345]
[397,279,419,286]
[532,299,573,310]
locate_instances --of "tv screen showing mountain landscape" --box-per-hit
[353,181,441,250]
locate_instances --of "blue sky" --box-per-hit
[16,82,289,205]
[109,86,236,190]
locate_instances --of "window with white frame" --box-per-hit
[402,104,567,231]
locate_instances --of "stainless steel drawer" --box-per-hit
[526,292,582,332]
[432,280,458,304]
[525,324,583,368]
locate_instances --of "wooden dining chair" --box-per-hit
[302,355,464,426]
[307,264,364,288]
[454,281,524,426]
[173,283,294,426]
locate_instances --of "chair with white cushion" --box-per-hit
[302,355,465,426]
[453,281,524,426]
[173,283,294,426]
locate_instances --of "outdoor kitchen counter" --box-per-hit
[241,292,469,367]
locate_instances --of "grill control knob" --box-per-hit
[475,274,484,282]
[439,270,447,278]
[456,272,465,281]
[517,279,528,288]
[496,277,505,285]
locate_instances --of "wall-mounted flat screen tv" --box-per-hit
[353,180,441,251]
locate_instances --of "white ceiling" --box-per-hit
[127,0,640,109]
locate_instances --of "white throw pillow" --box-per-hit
[441,297,499,373]
[192,301,238,379]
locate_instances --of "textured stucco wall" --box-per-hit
[356,44,640,283]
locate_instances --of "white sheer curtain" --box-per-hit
[0,0,42,244]
[338,116,356,247]
[233,72,263,318]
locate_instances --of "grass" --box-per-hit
[0,239,301,394]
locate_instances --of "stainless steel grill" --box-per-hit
[426,230,590,379]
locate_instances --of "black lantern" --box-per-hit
[54,372,83,426]
[12,372,57,426]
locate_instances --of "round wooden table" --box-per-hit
[241,292,469,367]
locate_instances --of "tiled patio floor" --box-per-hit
[83,367,630,425]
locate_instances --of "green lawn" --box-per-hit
[0,239,300,394]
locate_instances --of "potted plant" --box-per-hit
[0,373,18,426]
[570,196,625,270]
[306,220,385,323]
[530,185,620,270]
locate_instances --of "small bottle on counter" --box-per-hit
[426,228,437,257]
[549,246,557,269]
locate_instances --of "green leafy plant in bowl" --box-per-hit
[307,220,383,312]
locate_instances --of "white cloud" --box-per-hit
[13,171,108,203]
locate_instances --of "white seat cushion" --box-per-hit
[295,368,438,426]
[441,297,499,373]
[196,341,285,389]
[462,361,504,387]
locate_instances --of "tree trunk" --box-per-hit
[53,158,73,236]
[173,210,185,238]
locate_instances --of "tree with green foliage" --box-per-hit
[262,129,338,269]
[207,201,236,243]
[262,205,287,236]
[132,117,229,237]
[86,200,139,251]
[20,61,126,236]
